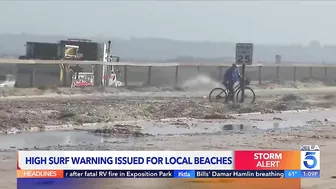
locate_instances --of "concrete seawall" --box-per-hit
[1,63,336,88]
[115,65,336,87]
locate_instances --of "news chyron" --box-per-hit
[300,145,320,178]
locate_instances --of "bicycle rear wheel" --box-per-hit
[209,88,228,102]
[236,86,256,103]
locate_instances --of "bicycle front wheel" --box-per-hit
[209,88,228,102]
[236,86,256,103]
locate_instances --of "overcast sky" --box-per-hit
[0,1,334,45]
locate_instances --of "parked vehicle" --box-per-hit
[71,73,94,88]
[0,74,16,88]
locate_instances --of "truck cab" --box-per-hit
[63,45,83,60]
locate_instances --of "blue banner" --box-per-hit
[284,170,301,178]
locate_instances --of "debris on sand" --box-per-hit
[58,110,76,119]
[280,94,304,102]
[273,117,282,121]
[228,103,276,114]
[314,102,334,109]
[228,103,252,113]
[74,114,102,124]
[49,87,66,94]
[306,119,323,125]
[169,119,195,128]
[90,124,150,137]
[223,124,233,130]
[204,112,236,120]
[0,93,334,131]
[322,94,336,100]
[251,119,263,121]
[223,124,244,131]
[170,121,189,126]
[227,98,305,113]
[272,102,289,111]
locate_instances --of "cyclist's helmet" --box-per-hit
[232,63,238,68]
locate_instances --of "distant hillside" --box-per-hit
[1,33,336,63]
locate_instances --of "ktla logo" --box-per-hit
[301,145,320,170]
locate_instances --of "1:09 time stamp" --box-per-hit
[301,170,320,178]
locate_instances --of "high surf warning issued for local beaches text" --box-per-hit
[16,149,320,179]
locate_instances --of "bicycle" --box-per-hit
[208,78,256,103]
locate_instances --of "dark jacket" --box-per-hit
[224,67,239,83]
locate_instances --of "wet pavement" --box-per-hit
[0,131,130,150]
[1,109,335,150]
[233,109,336,128]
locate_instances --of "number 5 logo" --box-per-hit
[304,152,317,169]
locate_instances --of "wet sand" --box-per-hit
[1,123,335,189]
[0,86,336,189]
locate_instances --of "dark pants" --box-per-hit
[224,81,234,100]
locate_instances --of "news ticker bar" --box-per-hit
[17,170,320,179]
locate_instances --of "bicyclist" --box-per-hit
[223,63,242,101]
